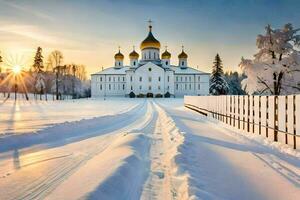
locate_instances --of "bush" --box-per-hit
[146,93,153,98]
[137,93,145,98]
[129,92,135,98]
[155,94,163,98]
[164,91,171,98]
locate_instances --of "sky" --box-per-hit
[0,0,299,77]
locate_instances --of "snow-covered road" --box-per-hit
[0,99,299,200]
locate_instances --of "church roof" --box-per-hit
[140,25,161,50]
[91,66,129,75]
[170,65,209,74]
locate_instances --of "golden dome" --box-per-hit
[161,50,171,59]
[140,25,161,50]
[129,50,139,59]
[178,50,188,59]
[114,50,124,60]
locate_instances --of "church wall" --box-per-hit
[91,74,126,97]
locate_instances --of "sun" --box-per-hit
[12,65,22,74]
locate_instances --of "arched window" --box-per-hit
[158,77,161,82]
[182,61,184,66]
[166,61,168,65]
[133,61,136,66]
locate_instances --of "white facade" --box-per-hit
[91,24,210,97]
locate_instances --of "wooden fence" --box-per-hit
[184,95,300,149]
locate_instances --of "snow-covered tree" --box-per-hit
[239,23,300,95]
[224,71,246,95]
[32,47,45,99]
[0,51,3,73]
[210,54,229,95]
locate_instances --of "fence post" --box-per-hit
[293,95,296,149]
[266,96,269,138]
[259,96,261,135]
[229,95,232,126]
[238,96,240,129]
[247,95,250,132]
[274,96,278,142]
[233,96,236,127]
[243,96,245,130]
[285,96,288,144]
[252,96,255,133]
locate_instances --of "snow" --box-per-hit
[0,97,141,135]
[0,98,299,200]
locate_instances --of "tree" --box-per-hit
[48,50,63,100]
[32,47,45,99]
[209,54,229,95]
[0,51,3,73]
[239,23,300,95]
[224,71,246,95]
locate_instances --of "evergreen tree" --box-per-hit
[209,54,229,95]
[224,71,246,95]
[33,47,45,99]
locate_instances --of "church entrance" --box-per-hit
[146,93,154,98]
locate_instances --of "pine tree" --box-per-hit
[33,47,45,99]
[209,54,229,95]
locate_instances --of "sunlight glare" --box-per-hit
[13,65,21,74]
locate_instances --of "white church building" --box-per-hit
[91,23,210,98]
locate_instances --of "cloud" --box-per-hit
[1,0,55,22]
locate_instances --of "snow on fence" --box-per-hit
[184,95,300,149]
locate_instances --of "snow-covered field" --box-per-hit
[0,98,299,200]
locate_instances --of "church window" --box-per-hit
[181,77,183,82]
[130,76,133,82]
[185,77,187,82]
[140,85,142,90]
[149,86,152,90]
[149,77,152,82]
[133,61,136,66]
[118,84,120,90]
[158,77,161,82]
[158,86,161,90]
[185,84,187,90]
[176,84,178,90]
[148,68,152,72]
[189,77,191,82]
[113,77,115,82]
[149,52,151,59]
[118,77,120,82]
[139,77,142,82]
[109,84,111,90]
[123,84,125,90]
[167,76,170,82]
[182,61,184,66]
[176,76,178,82]
[131,86,133,90]
[198,84,200,90]
[189,84,191,90]
[123,77,125,81]
[198,76,201,82]
[166,61,168,65]
[167,86,169,90]
[113,84,115,90]
[100,77,102,82]
[100,84,102,90]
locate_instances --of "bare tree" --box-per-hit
[48,50,63,100]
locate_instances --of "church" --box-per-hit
[91,22,210,98]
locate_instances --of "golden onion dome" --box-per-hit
[178,50,188,59]
[129,50,139,59]
[140,25,161,50]
[161,50,171,59]
[114,50,124,60]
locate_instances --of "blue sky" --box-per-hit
[0,0,299,75]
